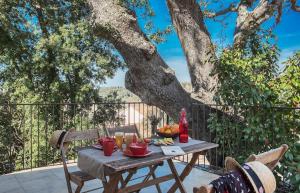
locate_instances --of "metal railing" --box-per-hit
[0,102,170,174]
[190,103,299,192]
[0,102,298,192]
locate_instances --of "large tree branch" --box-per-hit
[205,3,238,18]
[234,0,284,47]
[291,0,300,11]
[166,0,218,104]
[87,0,200,120]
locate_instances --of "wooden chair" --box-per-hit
[60,129,101,193]
[193,144,289,193]
[245,144,289,170]
[61,126,140,193]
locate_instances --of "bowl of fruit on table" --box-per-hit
[156,124,179,138]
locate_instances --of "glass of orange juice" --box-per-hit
[115,132,124,151]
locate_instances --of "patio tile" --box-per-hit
[0,162,219,193]
[3,187,25,193]
[0,176,23,193]
[0,173,17,185]
[14,169,54,183]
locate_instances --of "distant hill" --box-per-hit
[99,87,141,102]
[99,82,192,102]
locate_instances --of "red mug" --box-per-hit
[103,139,115,156]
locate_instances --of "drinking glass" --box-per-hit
[115,132,124,151]
[125,133,134,149]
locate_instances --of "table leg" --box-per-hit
[136,165,162,193]
[167,152,201,193]
[167,159,187,193]
[121,169,136,188]
[103,172,122,193]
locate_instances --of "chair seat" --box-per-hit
[70,171,95,184]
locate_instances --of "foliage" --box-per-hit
[0,1,123,104]
[209,32,300,191]
[275,52,300,106]
[93,92,124,128]
[148,115,162,135]
[0,0,124,173]
[0,94,24,173]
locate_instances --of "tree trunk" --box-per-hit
[166,0,218,104]
[87,0,199,120]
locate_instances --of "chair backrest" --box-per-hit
[193,144,289,193]
[105,124,141,138]
[245,144,289,170]
[63,129,100,144]
[59,129,101,174]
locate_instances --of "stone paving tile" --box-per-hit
[3,187,25,193]
[0,162,219,193]
[0,176,23,193]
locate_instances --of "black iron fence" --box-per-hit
[190,103,299,192]
[0,102,169,174]
[0,102,299,192]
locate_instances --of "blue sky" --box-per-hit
[103,1,300,87]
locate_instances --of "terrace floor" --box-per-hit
[0,161,219,193]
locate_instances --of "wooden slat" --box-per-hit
[105,142,218,173]
[245,144,288,170]
[117,174,174,193]
[64,129,100,142]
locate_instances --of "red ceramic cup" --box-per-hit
[98,137,115,146]
[103,139,115,156]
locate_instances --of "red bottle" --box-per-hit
[179,108,189,143]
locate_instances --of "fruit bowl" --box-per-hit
[156,131,179,138]
[157,124,179,138]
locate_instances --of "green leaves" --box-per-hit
[210,31,300,191]
[277,51,300,106]
[0,1,124,104]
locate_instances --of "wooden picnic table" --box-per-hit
[77,139,218,193]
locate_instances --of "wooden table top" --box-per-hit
[104,141,218,173]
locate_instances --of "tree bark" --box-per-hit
[291,0,300,12]
[87,0,199,120]
[233,0,284,47]
[166,0,218,104]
